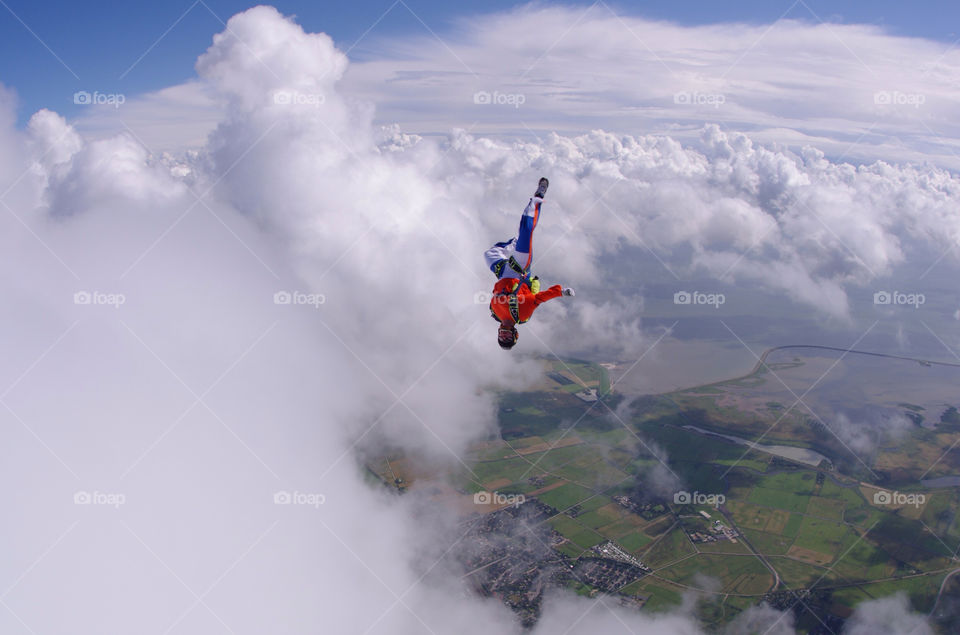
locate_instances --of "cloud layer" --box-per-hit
[341,3,960,167]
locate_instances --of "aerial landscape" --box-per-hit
[369,351,960,631]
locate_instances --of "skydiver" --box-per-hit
[483,177,574,350]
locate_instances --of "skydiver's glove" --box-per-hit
[530,276,540,294]
[562,287,575,297]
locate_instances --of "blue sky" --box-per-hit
[1,0,958,124]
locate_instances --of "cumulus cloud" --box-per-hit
[725,602,797,635]
[532,593,703,635]
[842,592,933,635]
[420,124,960,321]
[827,409,915,457]
[604,398,682,498]
[1,5,955,634]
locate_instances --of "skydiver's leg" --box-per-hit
[513,195,542,272]
[484,179,547,279]
[483,238,518,279]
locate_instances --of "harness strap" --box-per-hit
[506,256,526,276]
[492,256,527,279]
[507,292,520,323]
[490,279,525,323]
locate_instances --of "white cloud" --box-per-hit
[842,592,933,635]
[341,4,960,168]
[532,593,703,634]
[828,409,915,457]
[725,602,796,634]
[74,4,960,170]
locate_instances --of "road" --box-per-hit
[929,567,960,618]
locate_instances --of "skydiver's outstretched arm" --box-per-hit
[532,284,564,306]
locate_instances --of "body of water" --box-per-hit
[683,425,830,468]
[921,476,960,488]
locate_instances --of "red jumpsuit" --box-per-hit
[489,278,563,324]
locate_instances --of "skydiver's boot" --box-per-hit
[534,177,548,199]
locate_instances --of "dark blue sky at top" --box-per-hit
[0,0,957,124]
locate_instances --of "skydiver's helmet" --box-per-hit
[497,324,518,350]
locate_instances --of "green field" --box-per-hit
[792,515,854,558]
[537,482,596,511]
[741,528,793,555]
[657,553,774,594]
[642,526,694,568]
